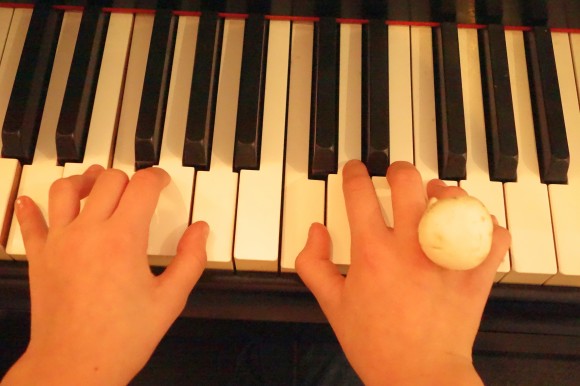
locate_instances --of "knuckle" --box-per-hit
[49,177,75,198]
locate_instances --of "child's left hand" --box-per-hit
[3,165,208,386]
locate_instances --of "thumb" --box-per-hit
[296,223,344,319]
[158,221,209,311]
[15,196,48,258]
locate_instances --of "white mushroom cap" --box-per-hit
[418,196,494,270]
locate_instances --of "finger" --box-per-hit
[387,161,426,234]
[472,224,511,278]
[80,168,129,222]
[295,223,344,320]
[426,179,468,200]
[459,224,511,299]
[15,196,48,258]
[157,221,209,316]
[341,160,387,239]
[48,165,104,228]
[111,167,170,232]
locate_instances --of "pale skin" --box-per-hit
[1,160,510,385]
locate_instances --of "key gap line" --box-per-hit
[545,186,561,283]
[409,26,417,170]
[231,169,242,274]
[568,34,580,110]
[276,21,294,275]
[0,8,14,68]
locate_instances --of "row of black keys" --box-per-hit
[0,4,570,183]
[3,0,580,28]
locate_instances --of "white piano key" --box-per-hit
[112,13,154,176]
[233,20,290,271]
[0,158,19,259]
[5,11,82,260]
[501,30,557,285]
[389,25,413,164]
[63,13,133,177]
[545,32,580,287]
[457,27,509,280]
[192,19,244,270]
[0,8,31,134]
[0,9,30,259]
[280,21,325,272]
[411,26,437,182]
[327,23,362,270]
[0,8,13,63]
[411,25,459,189]
[148,15,199,266]
[411,25,458,184]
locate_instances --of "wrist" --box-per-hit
[359,352,483,386]
[2,348,130,386]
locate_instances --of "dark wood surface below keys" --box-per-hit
[55,6,109,166]
[134,8,177,170]
[1,2,62,164]
[182,12,223,171]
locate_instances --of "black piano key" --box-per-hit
[1,2,63,164]
[182,12,223,170]
[134,8,177,170]
[479,24,518,182]
[308,17,339,180]
[362,19,389,177]
[524,26,569,184]
[232,13,268,172]
[433,22,467,180]
[55,6,109,165]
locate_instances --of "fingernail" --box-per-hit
[14,197,26,217]
[202,222,210,239]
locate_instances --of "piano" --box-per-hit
[0,0,579,359]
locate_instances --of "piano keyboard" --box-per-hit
[1,3,579,288]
